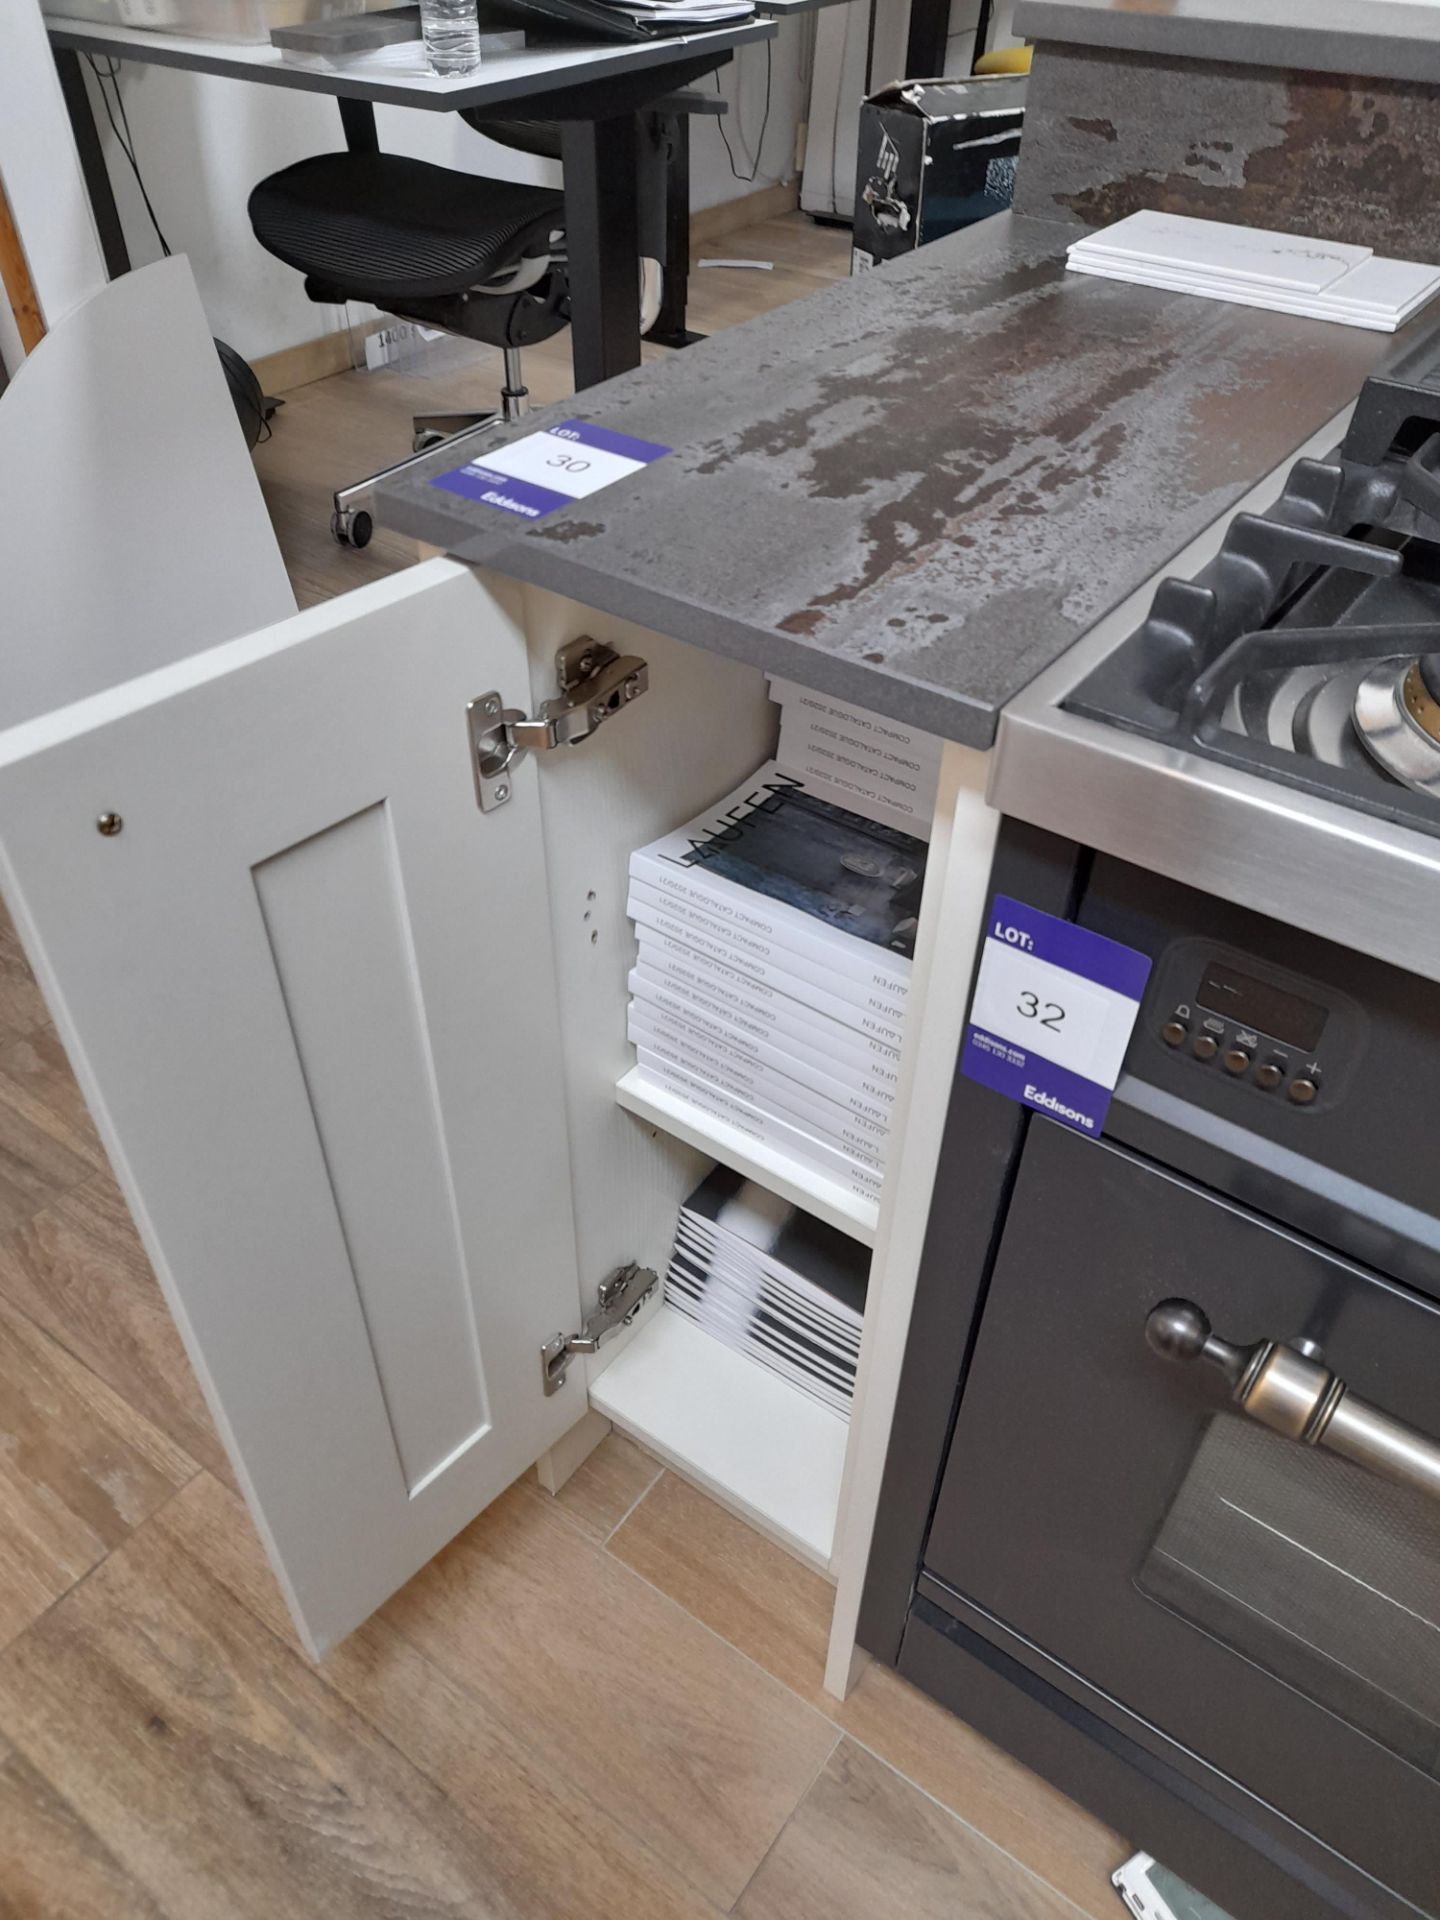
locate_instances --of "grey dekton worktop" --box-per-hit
[379,211,1406,746]
[1012,0,1440,87]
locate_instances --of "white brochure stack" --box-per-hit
[767,676,942,837]
[1065,210,1440,333]
[626,758,929,1209]
[664,1169,867,1418]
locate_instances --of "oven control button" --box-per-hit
[1161,1019,1188,1048]
[1288,1074,1320,1106]
[1192,1033,1219,1061]
[1222,1046,1251,1076]
[1254,1060,1285,1091]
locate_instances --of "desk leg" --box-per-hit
[902,0,948,79]
[647,111,704,352]
[973,0,995,64]
[54,48,131,280]
[337,96,380,153]
[560,114,641,391]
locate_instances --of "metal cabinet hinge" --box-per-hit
[541,1261,658,1395]
[467,636,649,813]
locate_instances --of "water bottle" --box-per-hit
[420,0,482,75]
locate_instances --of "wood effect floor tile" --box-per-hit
[686,260,838,333]
[0,1028,102,1240]
[610,1472,1126,1920]
[154,1473,723,1920]
[0,1027,106,1179]
[0,1173,232,1486]
[0,918,48,1041]
[0,1293,194,1651]
[838,1665,1126,1920]
[376,1473,837,1909]
[527,1430,661,1541]
[737,1740,1087,1920]
[740,214,851,282]
[0,1740,166,1920]
[610,1470,834,1699]
[0,1500,644,1920]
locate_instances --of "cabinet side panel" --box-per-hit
[511,585,780,1328]
[850,818,1085,1669]
[821,741,998,1693]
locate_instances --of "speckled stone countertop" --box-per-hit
[378,210,1407,746]
[1013,0,1440,86]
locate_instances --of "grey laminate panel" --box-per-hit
[1013,0,1440,85]
[380,212,1405,744]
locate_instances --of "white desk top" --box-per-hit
[45,12,775,109]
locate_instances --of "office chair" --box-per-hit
[248,154,569,546]
[248,77,726,548]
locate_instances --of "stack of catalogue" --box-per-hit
[768,676,942,837]
[626,758,931,1210]
[665,1168,867,1418]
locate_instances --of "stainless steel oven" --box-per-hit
[861,826,1440,1920]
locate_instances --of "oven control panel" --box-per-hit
[1146,947,1349,1109]
[1078,857,1433,1254]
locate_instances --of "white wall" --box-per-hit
[1,0,107,365]
[944,0,1019,76]
[693,22,808,214]
[77,12,810,362]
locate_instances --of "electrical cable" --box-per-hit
[715,40,773,186]
[84,54,171,257]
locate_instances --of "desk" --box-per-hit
[47,11,776,387]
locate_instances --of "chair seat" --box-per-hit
[247,153,565,304]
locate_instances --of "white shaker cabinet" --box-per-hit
[0,535,997,1682]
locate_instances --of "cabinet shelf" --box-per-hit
[614,1066,880,1247]
[589,1306,848,1571]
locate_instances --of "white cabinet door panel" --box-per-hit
[0,559,584,1655]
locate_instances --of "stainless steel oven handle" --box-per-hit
[1145,1300,1440,1503]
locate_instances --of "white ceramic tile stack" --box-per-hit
[663,1168,867,1418]
[626,759,928,1215]
[1066,210,1440,333]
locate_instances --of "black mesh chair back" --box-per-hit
[248,152,568,347]
[246,149,570,548]
[460,115,565,162]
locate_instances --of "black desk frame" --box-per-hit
[51,35,745,389]
[903,0,993,82]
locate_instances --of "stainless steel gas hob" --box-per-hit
[991,355,1440,990]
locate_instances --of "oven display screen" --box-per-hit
[1197,960,1328,1051]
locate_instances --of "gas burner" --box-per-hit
[1221,663,1374,770]
[1354,659,1440,798]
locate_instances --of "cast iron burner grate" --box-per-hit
[1065,369,1440,837]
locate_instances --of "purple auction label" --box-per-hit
[960,895,1152,1137]
[429,418,672,522]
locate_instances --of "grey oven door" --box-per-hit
[923,1118,1440,1910]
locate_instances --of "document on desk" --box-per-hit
[429,420,671,521]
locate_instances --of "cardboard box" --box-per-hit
[852,75,1027,272]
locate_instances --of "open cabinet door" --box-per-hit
[0,559,587,1655]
